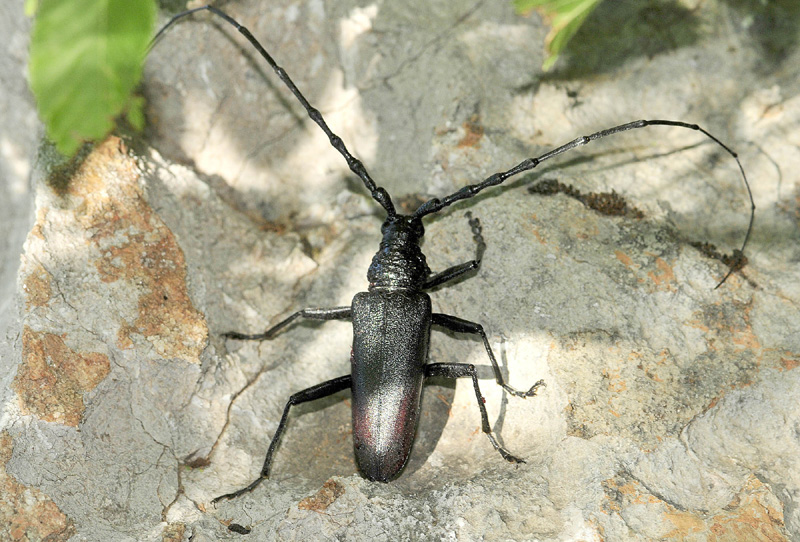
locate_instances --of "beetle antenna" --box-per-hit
[412,119,754,288]
[149,5,396,218]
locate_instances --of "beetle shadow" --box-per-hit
[272,387,360,485]
[401,376,457,479]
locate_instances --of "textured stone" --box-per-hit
[2,0,799,540]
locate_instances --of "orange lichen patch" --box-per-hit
[602,367,627,393]
[14,327,110,426]
[604,476,785,540]
[457,116,484,148]
[722,300,761,353]
[524,221,548,245]
[96,230,207,359]
[298,479,346,511]
[730,303,761,354]
[22,263,53,308]
[614,250,646,284]
[30,207,47,240]
[646,257,676,289]
[0,432,76,541]
[705,477,786,542]
[636,349,670,383]
[601,477,662,518]
[116,323,135,350]
[615,250,634,268]
[730,324,761,351]
[686,300,762,360]
[780,356,800,371]
[661,476,786,541]
[663,509,706,537]
[706,394,722,410]
[62,137,207,362]
[162,522,187,542]
[661,479,785,541]
[615,479,660,504]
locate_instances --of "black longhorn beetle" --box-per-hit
[151,6,754,503]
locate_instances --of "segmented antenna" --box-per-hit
[149,5,396,218]
[150,9,753,288]
[413,119,754,288]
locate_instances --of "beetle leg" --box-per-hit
[422,212,486,290]
[432,313,545,398]
[424,362,525,463]
[213,374,352,504]
[223,306,352,340]
[422,261,479,291]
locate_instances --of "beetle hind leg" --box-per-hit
[424,362,526,464]
[212,374,352,504]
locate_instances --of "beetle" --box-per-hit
[151,6,754,503]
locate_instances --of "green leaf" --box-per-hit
[29,0,157,156]
[24,0,38,17]
[126,95,146,132]
[514,0,603,70]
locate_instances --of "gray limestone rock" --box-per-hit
[2,0,799,540]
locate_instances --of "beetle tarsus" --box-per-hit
[487,433,526,464]
[212,476,267,505]
[502,378,546,399]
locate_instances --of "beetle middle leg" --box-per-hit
[213,374,352,503]
[424,363,526,463]
[224,306,352,340]
[432,313,545,398]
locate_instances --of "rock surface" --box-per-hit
[2,0,799,540]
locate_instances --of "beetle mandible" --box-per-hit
[151,6,754,503]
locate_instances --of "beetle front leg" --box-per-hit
[432,313,544,398]
[422,212,486,290]
[224,306,352,340]
[424,362,524,463]
[213,374,352,504]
